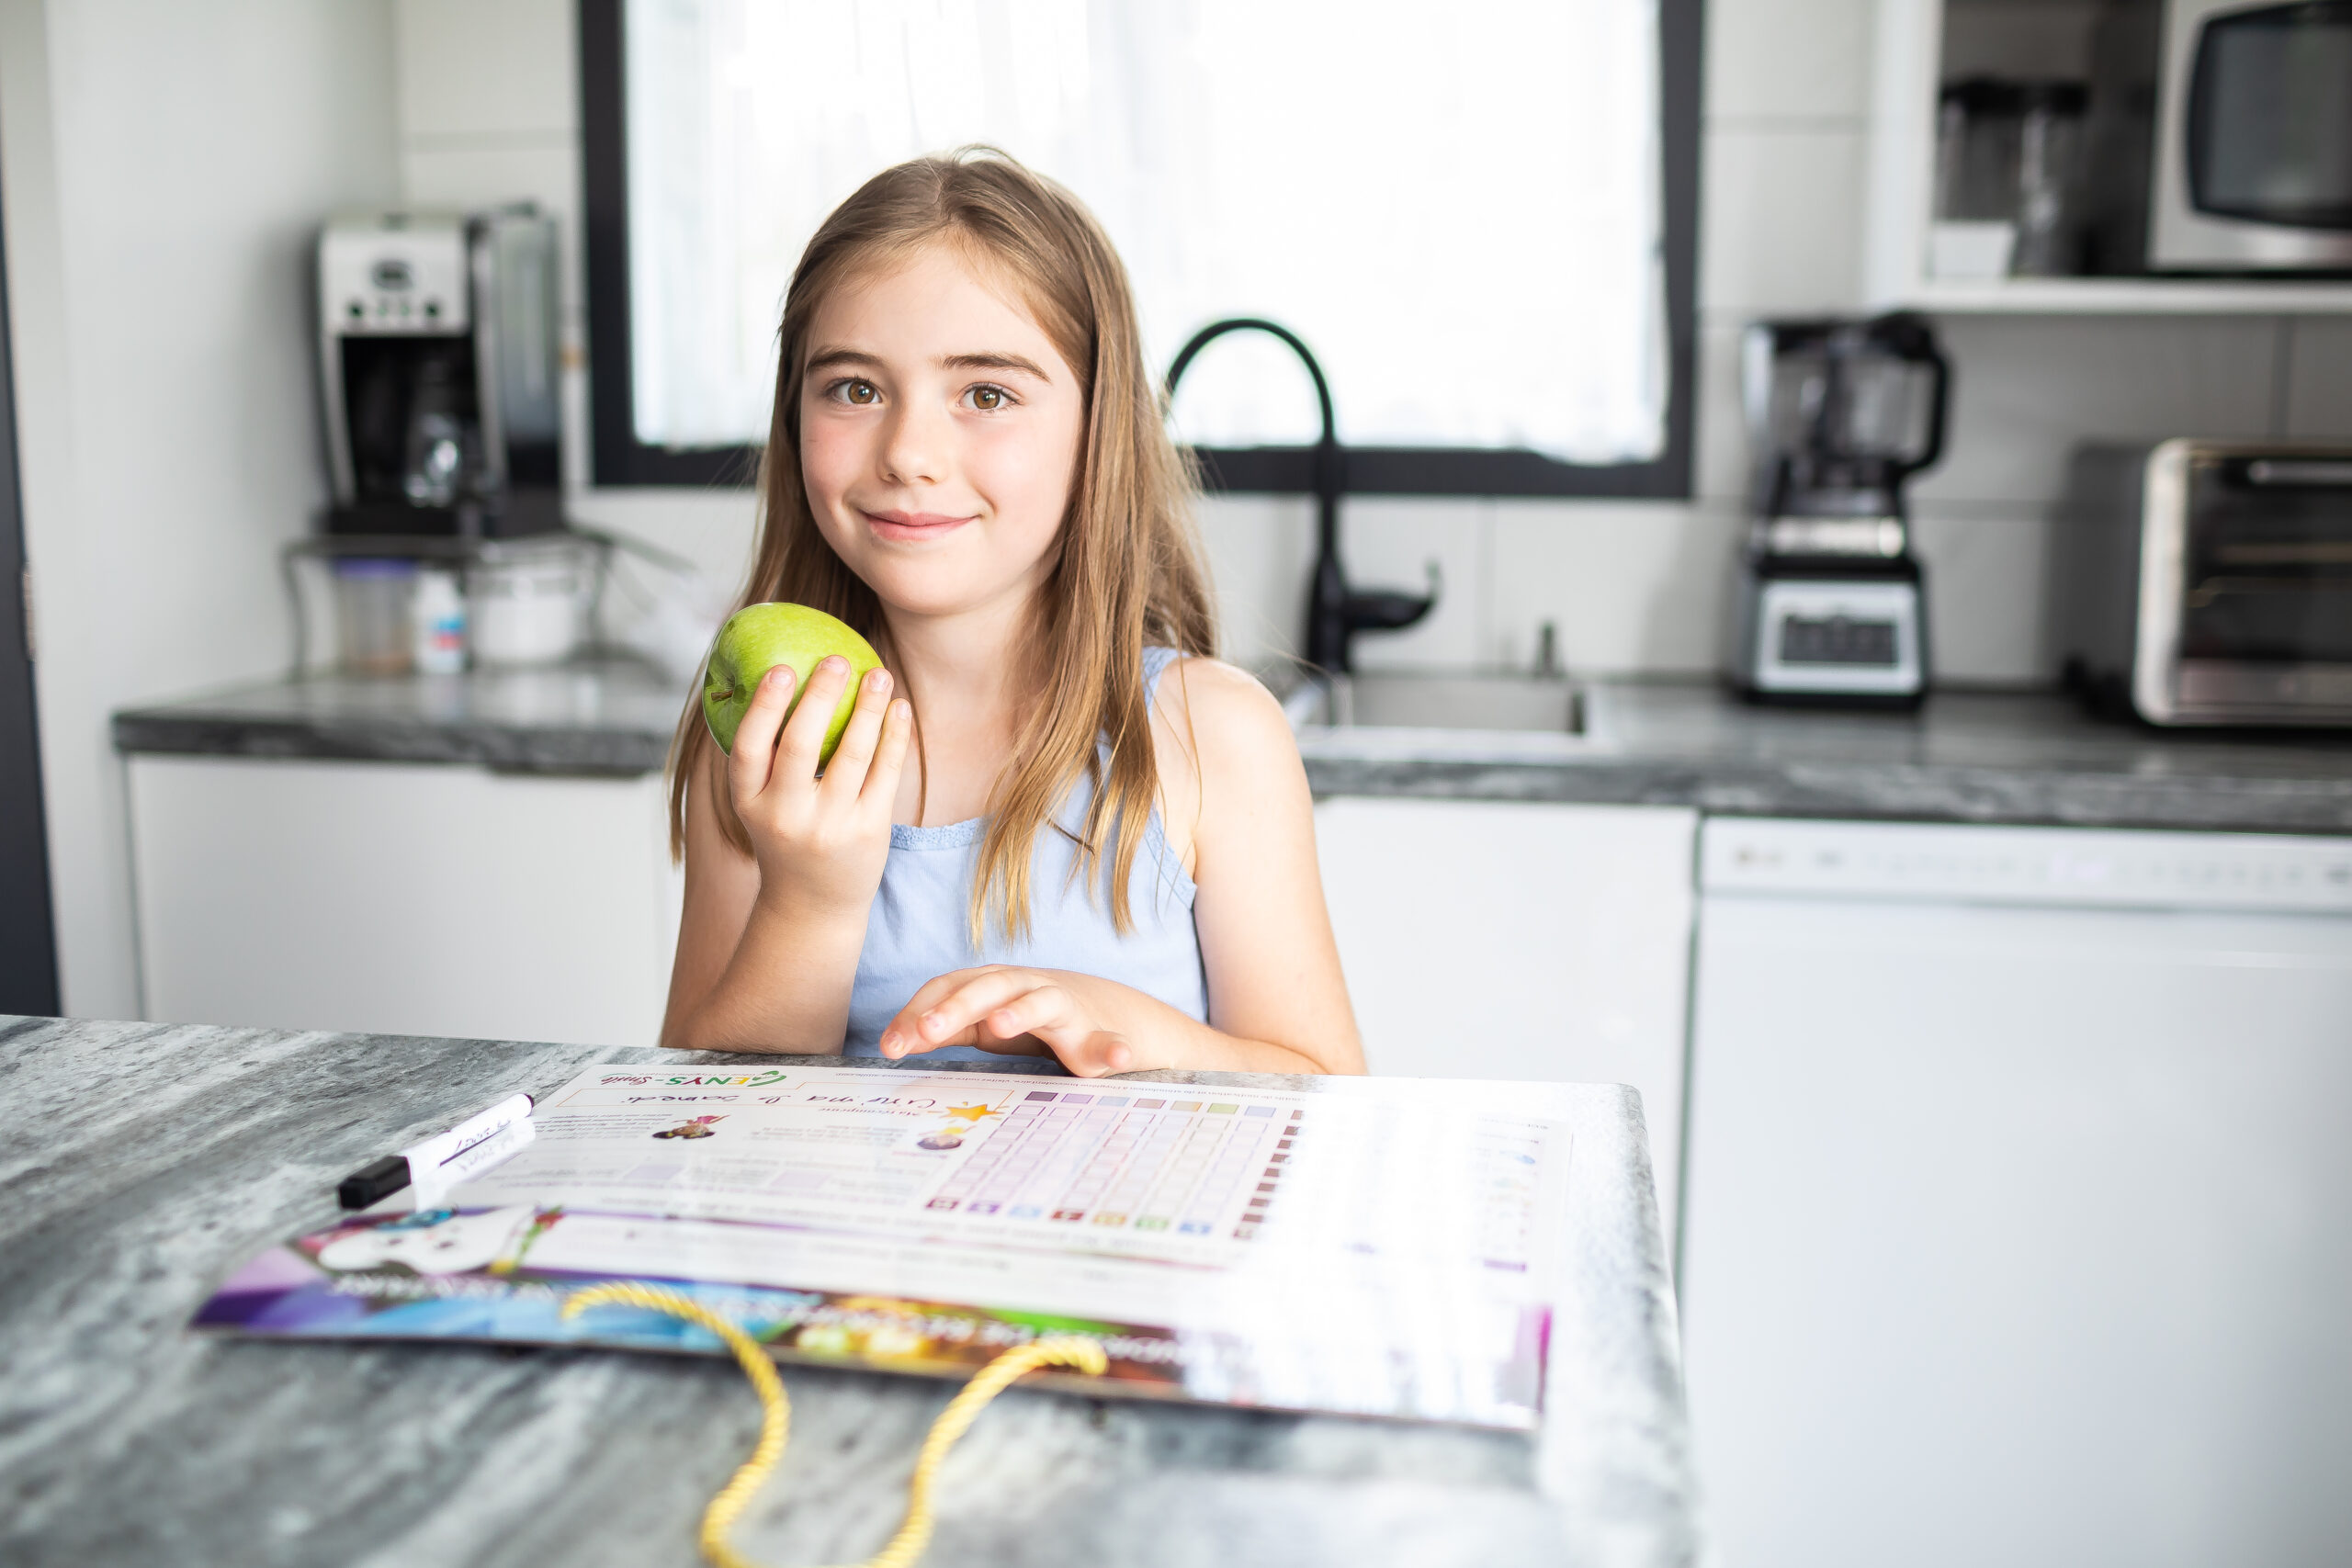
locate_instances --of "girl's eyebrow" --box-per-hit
[805,347,884,373]
[941,351,1049,380]
[803,347,1049,381]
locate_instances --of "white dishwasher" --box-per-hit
[1679,817,2352,1568]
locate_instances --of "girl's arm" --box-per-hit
[879,660,1365,1077]
[661,658,912,1052]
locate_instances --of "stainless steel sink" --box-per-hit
[1272,666,1591,741]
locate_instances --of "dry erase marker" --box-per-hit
[338,1092,536,1210]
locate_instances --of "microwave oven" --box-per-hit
[2089,0,2352,272]
[2058,440,2352,726]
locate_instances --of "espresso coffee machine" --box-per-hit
[317,208,561,536]
[1730,312,1950,706]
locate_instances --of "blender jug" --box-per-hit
[1744,312,1951,553]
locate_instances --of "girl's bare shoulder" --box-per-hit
[1148,656,1301,785]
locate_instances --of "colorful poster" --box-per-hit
[195,1065,1566,1429]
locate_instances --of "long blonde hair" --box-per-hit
[665,148,1216,945]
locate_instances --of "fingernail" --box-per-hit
[866,669,888,693]
[879,1031,898,1053]
[823,655,847,673]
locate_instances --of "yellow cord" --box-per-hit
[561,1281,1109,1568]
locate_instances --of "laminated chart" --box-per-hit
[924,1088,1298,1237]
[195,1065,1568,1429]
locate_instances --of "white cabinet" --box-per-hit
[128,756,683,1048]
[1314,796,1699,1236]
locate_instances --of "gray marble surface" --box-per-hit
[1300,681,2352,834]
[110,657,684,774]
[112,660,2352,831]
[0,1015,1698,1568]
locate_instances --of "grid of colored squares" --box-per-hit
[924,1090,1303,1238]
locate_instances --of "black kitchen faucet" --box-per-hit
[1163,319,1436,675]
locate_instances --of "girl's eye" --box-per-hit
[965,384,1012,412]
[829,378,880,406]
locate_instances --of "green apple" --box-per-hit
[701,603,883,763]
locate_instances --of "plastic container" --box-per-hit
[2011,82,2088,276]
[469,537,592,667]
[1932,77,2089,277]
[333,558,417,675]
[411,568,468,674]
[1936,78,2026,224]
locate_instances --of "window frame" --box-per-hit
[579,0,1704,498]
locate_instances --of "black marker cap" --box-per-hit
[338,1155,411,1211]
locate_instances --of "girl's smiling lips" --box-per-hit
[860,507,976,541]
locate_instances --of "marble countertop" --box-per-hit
[111,657,684,774]
[0,1016,1699,1568]
[111,660,2352,832]
[1304,680,2352,834]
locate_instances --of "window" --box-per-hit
[582,0,1700,496]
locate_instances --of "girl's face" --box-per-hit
[797,243,1086,626]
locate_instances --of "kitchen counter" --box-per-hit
[110,656,684,774]
[0,1015,1698,1568]
[1304,681,2352,835]
[113,661,2352,833]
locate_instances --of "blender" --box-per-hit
[1730,312,1950,707]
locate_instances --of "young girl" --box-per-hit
[660,149,1363,1080]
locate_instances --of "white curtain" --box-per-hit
[626,0,1667,464]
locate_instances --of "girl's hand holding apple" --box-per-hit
[726,656,912,917]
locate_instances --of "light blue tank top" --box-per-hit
[843,646,1207,1062]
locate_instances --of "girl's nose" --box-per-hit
[877,401,948,487]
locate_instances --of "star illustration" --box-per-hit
[946,1103,999,1122]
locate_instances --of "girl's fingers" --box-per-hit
[775,656,853,778]
[727,663,798,800]
[876,970,977,1056]
[915,969,1040,1046]
[985,990,1134,1077]
[978,984,1074,1043]
[1046,1032,1134,1077]
[877,966,1020,1057]
[819,668,893,797]
[860,697,915,808]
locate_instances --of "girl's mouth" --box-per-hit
[860,508,976,542]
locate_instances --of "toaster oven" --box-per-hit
[2058,439,2352,725]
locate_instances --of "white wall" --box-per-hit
[401,1,2352,684]
[1,0,400,1018]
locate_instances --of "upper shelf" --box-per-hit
[1863,0,2352,317]
[1903,276,2352,315]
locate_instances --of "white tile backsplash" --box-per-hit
[393,0,576,141]
[1705,0,1875,123]
[1193,495,1317,669]
[1912,315,2278,506]
[1701,127,1868,313]
[1489,502,1744,676]
[2284,318,2352,442]
[1910,509,2052,683]
[1334,499,1491,672]
[1694,319,1754,503]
